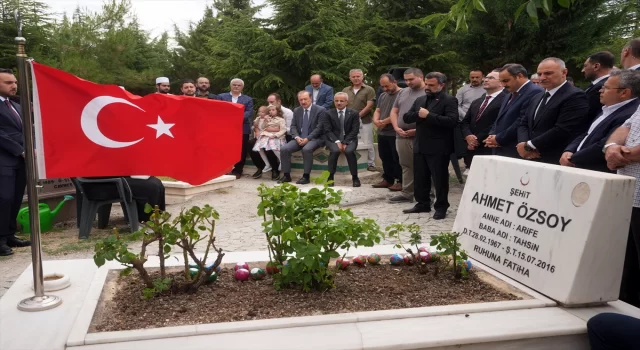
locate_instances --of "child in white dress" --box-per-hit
[252,105,286,174]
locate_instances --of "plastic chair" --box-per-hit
[70,177,139,239]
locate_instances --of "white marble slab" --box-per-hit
[454,156,635,305]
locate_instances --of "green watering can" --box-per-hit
[17,195,74,233]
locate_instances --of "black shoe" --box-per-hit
[252,169,263,179]
[278,175,292,183]
[6,236,31,248]
[403,205,431,214]
[353,178,361,187]
[296,177,310,185]
[0,240,13,256]
[389,195,412,203]
[433,211,447,220]
[271,170,280,180]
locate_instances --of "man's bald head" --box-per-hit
[310,74,323,88]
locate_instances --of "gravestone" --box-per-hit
[453,156,635,306]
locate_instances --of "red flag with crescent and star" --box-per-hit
[30,62,243,185]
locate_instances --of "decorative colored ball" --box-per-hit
[367,253,381,265]
[206,263,222,274]
[430,251,440,261]
[234,268,250,281]
[353,255,367,266]
[419,251,432,263]
[265,262,279,275]
[462,260,472,271]
[234,262,249,271]
[250,268,266,280]
[389,253,404,265]
[188,267,199,278]
[336,258,350,270]
[403,254,415,265]
[418,246,429,253]
[206,272,218,283]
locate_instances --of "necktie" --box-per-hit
[507,91,517,106]
[535,92,551,120]
[4,99,21,125]
[475,95,492,121]
[339,110,345,139]
[301,109,310,138]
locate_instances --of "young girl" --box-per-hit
[252,104,286,179]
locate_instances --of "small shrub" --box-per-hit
[385,223,429,273]
[430,232,469,279]
[93,204,225,299]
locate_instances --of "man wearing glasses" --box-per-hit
[460,69,507,170]
[562,69,640,173]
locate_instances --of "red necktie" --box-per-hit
[475,95,492,121]
[4,99,21,125]
[507,92,517,105]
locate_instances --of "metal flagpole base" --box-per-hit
[17,294,62,312]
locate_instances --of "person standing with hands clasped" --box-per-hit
[324,92,361,187]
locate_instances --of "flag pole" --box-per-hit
[14,10,62,312]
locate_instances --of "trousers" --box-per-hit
[587,313,640,349]
[0,161,26,238]
[396,137,414,199]
[377,134,401,184]
[326,140,358,178]
[414,153,450,212]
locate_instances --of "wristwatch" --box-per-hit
[602,142,618,153]
[524,143,534,152]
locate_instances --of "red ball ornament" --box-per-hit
[234,268,250,281]
[265,262,279,274]
[336,258,350,270]
[403,254,415,265]
[353,255,367,266]
[234,262,249,271]
[419,251,432,263]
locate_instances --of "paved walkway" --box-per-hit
[0,173,464,298]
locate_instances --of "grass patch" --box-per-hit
[39,229,114,256]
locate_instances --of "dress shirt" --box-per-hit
[577,98,638,151]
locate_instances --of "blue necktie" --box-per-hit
[301,109,310,138]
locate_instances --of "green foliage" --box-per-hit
[93,204,225,299]
[386,223,430,273]
[430,232,469,279]
[258,171,383,291]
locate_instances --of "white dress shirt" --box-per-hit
[629,64,640,71]
[232,93,242,103]
[592,74,610,86]
[577,98,638,151]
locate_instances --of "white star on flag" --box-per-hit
[147,116,175,138]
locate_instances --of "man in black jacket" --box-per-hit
[581,52,615,123]
[324,92,361,187]
[0,68,30,256]
[517,57,590,164]
[561,70,640,172]
[402,72,458,219]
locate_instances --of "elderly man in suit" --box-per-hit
[305,74,334,110]
[219,78,254,179]
[461,69,507,169]
[582,52,615,123]
[484,64,543,158]
[0,68,30,256]
[562,70,640,173]
[516,57,590,164]
[403,72,458,220]
[279,91,326,184]
[324,92,361,187]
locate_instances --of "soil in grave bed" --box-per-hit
[90,261,524,332]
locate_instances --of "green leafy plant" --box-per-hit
[385,223,430,273]
[93,204,225,299]
[430,232,469,279]
[258,171,383,291]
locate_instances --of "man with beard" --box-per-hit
[455,70,485,121]
[402,72,458,220]
[180,79,197,97]
[155,77,170,94]
[581,52,615,123]
[195,77,221,100]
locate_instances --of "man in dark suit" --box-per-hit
[461,69,507,169]
[305,74,334,110]
[484,64,543,158]
[324,92,361,187]
[219,78,254,179]
[402,72,458,219]
[581,52,615,124]
[0,68,30,256]
[279,91,326,184]
[517,57,590,164]
[561,70,640,173]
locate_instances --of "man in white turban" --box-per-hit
[155,77,170,94]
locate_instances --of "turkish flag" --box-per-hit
[30,62,243,185]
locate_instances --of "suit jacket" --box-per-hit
[491,81,544,157]
[0,98,24,168]
[461,90,508,151]
[218,93,254,134]
[403,91,458,155]
[584,77,607,124]
[517,82,590,164]
[324,108,359,145]
[305,83,334,110]
[565,98,640,173]
[290,104,326,141]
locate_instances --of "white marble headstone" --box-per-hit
[453,156,636,306]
